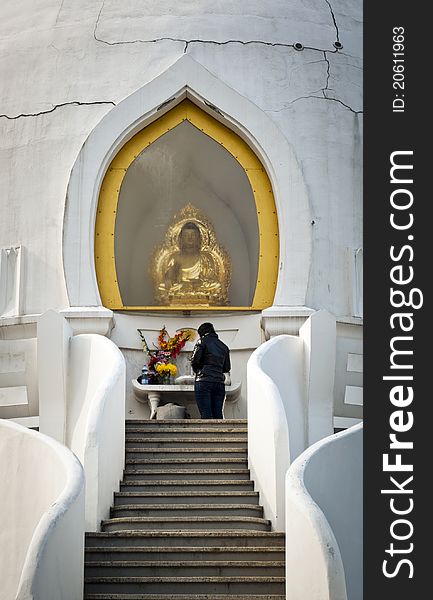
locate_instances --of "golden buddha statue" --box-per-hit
[151,204,231,306]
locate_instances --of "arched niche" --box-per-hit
[95,100,278,311]
[64,55,312,310]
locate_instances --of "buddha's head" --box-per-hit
[179,222,201,253]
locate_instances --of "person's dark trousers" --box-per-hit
[194,381,225,419]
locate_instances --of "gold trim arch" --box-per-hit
[95,99,279,311]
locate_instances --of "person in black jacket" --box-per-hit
[190,322,231,419]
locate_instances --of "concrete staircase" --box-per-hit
[84,419,285,599]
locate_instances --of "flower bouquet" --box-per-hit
[138,326,193,384]
[155,362,178,384]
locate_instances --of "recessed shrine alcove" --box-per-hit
[95,100,279,311]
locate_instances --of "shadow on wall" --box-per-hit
[38,310,126,531]
[286,424,363,600]
[247,310,336,531]
[0,245,23,318]
[0,419,85,600]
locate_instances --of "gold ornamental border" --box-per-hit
[95,99,279,311]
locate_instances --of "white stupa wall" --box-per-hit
[0,0,362,317]
[0,2,362,421]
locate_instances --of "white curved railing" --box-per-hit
[247,334,305,531]
[66,334,126,531]
[285,424,363,600]
[247,312,336,532]
[0,419,85,600]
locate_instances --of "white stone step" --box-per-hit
[124,458,249,469]
[125,448,247,459]
[85,560,284,577]
[85,531,285,549]
[125,420,247,429]
[110,504,263,518]
[119,480,254,493]
[101,516,271,533]
[125,428,247,439]
[122,469,251,481]
[125,437,248,449]
[85,594,285,600]
[114,491,259,505]
[85,546,285,562]
[84,576,285,595]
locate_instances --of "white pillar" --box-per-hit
[38,310,72,443]
[299,310,336,446]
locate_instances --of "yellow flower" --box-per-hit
[156,363,177,376]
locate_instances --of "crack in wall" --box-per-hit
[323,51,331,92]
[94,26,341,57]
[93,2,342,56]
[184,39,341,55]
[3,3,356,120]
[94,0,106,44]
[269,95,363,114]
[183,40,342,56]
[324,0,340,42]
[265,51,361,113]
[94,1,191,50]
[0,101,116,120]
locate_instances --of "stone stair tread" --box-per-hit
[85,595,284,600]
[110,505,262,516]
[85,546,284,554]
[122,471,252,482]
[85,577,284,583]
[115,492,258,497]
[121,480,252,485]
[125,437,247,442]
[111,504,262,510]
[123,469,250,474]
[85,531,284,548]
[125,420,247,424]
[125,428,248,434]
[125,448,247,453]
[87,531,284,539]
[85,595,285,600]
[125,458,248,464]
[102,517,271,525]
[85,561,284,567]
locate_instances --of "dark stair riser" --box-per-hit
[110,505,264,518]
[120,481,254,493]
[125,428,248,439]
[125,439,248,449]
[101,517,271,533]
[84,577,285,595]
[85,595,285,600]
[122,469,251,481]
[85,562,285,577]
[113,492,259,505]
[125,449,247,459]
[85,547,285,562]
[125,458,249,469]
[85,532,285,548]
[125,419,247,427]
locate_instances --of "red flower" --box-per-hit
[139,327,192,381]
